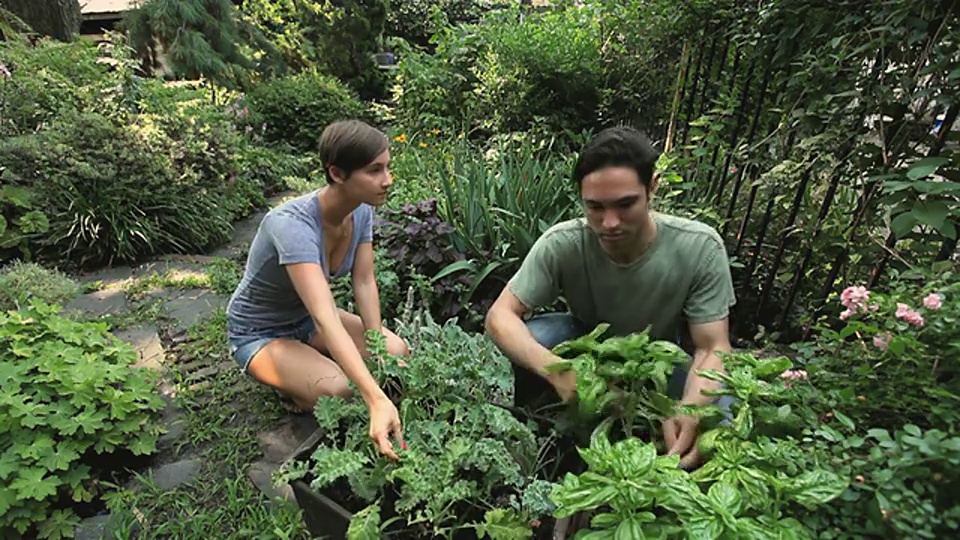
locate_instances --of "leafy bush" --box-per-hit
[390,1,684,141]
[243,71,369,151]
[0,301,165,539]
[388,28,483,135]
[0,38,112,137]
[373,198,472,322]
[544,331,848,538]
[0,261,80,312]
[240,0,389,99]
[385,0,489,48]
[0,111,255,269]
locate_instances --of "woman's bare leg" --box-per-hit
[246,339,352,411]
[309,309,411,359]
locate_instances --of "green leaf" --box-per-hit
[753,357,792,379]
[707,482,742,515]
[832,410,855,431]
[891,212,918,238]
[903,424,922,437]
[686,516,723,540]
[912,200,950,231]
[10,467,61,501]
[614,516,643,540]
[37,509,81,540]
[785,470,848,508]
[346,503,382,540]
[0,486,15,515]
[906,157,950,180]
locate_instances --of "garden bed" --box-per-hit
[284,402,568,540]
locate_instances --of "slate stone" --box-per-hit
[113,324,165,370]
[247,460,295,502]
[151,459,201,491]
[162,288,227,331]
[74,513,125,540]
[211,210,265,260]
[77,266,135,289]
[257,415,320,463]
[64,288,128,317]
[135,261,209,282]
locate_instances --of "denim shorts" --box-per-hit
[227,316,317,372]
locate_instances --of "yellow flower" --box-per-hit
[394,133,407,143]
[419,142,428,148]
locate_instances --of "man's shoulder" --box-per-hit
[656,212,725,248]
[536,218,589,251]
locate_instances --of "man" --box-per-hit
[484,125,736,469]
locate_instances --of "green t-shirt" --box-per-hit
[507,212,737,342]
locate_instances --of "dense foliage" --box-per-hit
[0,301,165,538]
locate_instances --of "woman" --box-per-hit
[226,119,410,460]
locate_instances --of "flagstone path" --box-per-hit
[66,194,322,539]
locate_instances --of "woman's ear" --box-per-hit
[327,165,347,184]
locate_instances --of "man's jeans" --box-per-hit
[514,312,735,421]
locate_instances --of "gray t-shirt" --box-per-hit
[226,190,374,330]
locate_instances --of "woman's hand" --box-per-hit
[368,394,404,460]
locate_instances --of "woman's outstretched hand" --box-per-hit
[368,395,404,461]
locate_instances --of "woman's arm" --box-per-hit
[286,262,384,403]
[351,242,383,334]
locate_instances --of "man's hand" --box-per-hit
[546,369,577,402]
[368,395,404,461]
[662,413,702,469]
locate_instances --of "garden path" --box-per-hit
[64,195,321,539]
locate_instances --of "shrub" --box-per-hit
[0,261,80,312]
[0,301,165,539]
[0,111,254,269]
[235,143,314,196]
[373,198,468,321]
[243,71,369,151]
[385,0,489,48]
[0,38,110,137]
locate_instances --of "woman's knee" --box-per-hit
[306,372,353,400]
[386,331,411,357]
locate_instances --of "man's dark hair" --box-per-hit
[319,119,389,184]
[572,125,660,191]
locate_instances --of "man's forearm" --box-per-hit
[681,349,726,406]
[486,309,560,378]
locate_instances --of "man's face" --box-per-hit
[580,166,656,255]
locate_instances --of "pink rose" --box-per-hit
[895,302,925,326]
[841,285,870,310]
[873,332,891,351]
[923,293,943,310]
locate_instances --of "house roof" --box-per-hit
[80,0,143,15]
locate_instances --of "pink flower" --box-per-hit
[780,369,808,389]
[895,303,925,326]
[873,332,891,351]
[840,308,854,320]
[923,293,943,310]
[841,285,870,309]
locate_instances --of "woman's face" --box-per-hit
[340,148,392,206]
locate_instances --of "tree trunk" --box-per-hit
[0,0,81,41]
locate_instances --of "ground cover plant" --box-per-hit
[0,300,166,539]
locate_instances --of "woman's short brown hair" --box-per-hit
[318,120,389,184]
